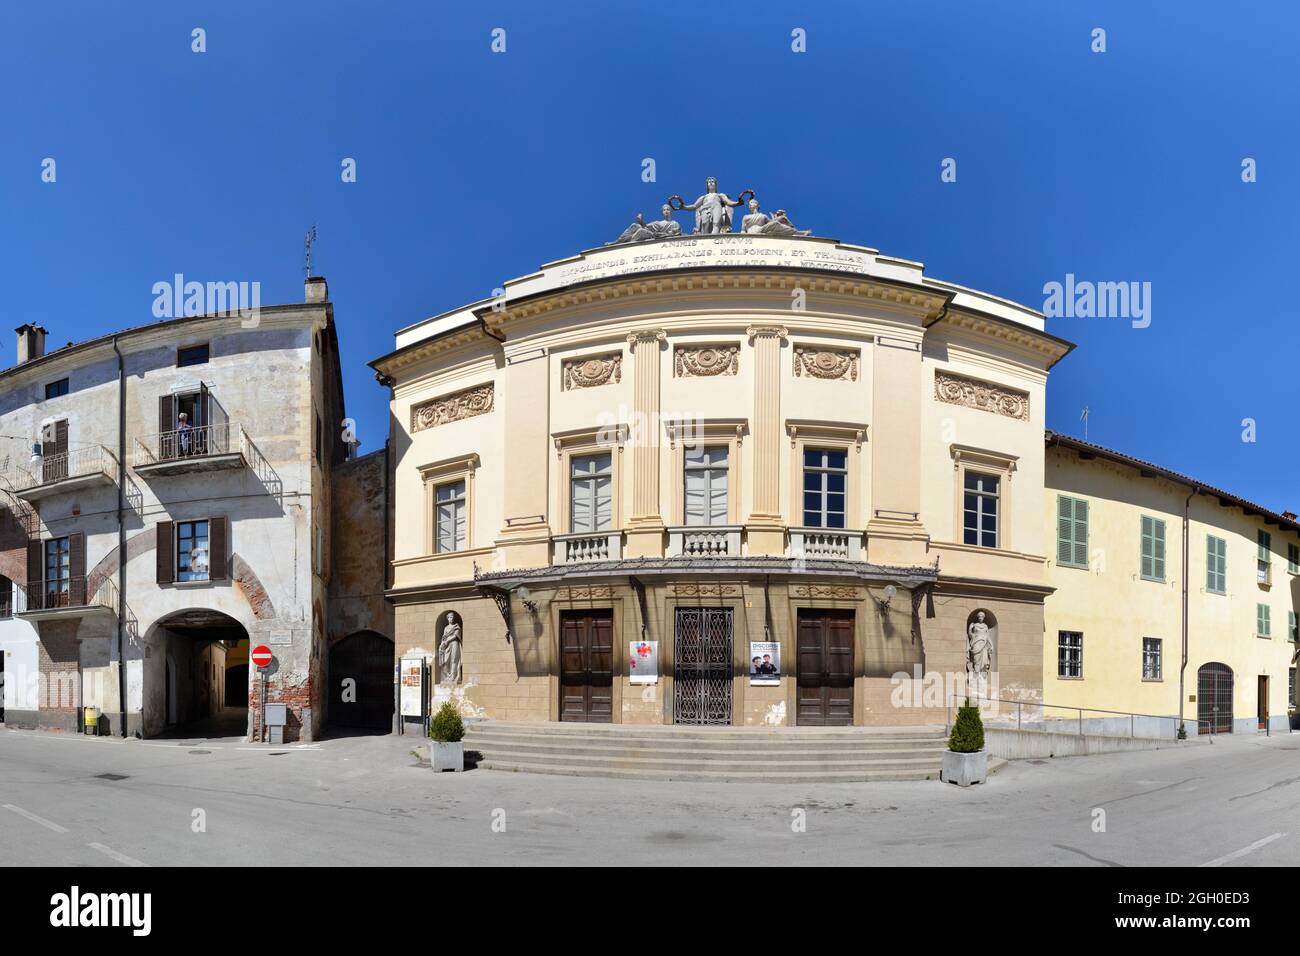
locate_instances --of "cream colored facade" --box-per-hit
[1045,436,1299,735]
[373,234,1069,728]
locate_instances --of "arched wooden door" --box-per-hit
[1197,662,1234,734]
[329,631,395,732]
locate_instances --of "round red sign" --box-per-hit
[251,645,273,668]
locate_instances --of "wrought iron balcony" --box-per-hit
[134,421,260,477]
[667,525,742,558]
[16,574,117,621]
[789,527,863,561]
[552,531,623,564]
[10,445,118,501]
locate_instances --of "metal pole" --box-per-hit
[1017,700,1021,730]
[1078,708,1083,736]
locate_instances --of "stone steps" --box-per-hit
[463,720,958,783]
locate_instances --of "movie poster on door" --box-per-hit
[628,640,659,684]
[749,641,781,685]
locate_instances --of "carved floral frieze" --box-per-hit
[793,346,859,382]
[674,345,739,378]
[934,372,1030,422]
[791,584,860,599]
[670,583,738,596]
[411,383,495,432]
[562,353,622,391]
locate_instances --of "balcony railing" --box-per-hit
[667,525,742,558]
[9,445,118,497]
[789,528,863,560]
[553,531,622,564]
[133,421,235,466]
[16,574,117,617]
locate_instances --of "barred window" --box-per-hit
[1057,631,1083,678]
[1142,637,1162,681]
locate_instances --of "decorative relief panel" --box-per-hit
[674,345,739,378]
[562,353,622,391]
[791,584,860,599]
[670,583,738,597]
[793,346,859,382]
[559,585,614,600]
[411,383,494,432]
[934,372,1030,422]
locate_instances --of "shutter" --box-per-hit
[1072,498,1089,567]
[159,394,176,459]
[26,540,42,598]
[209,516,228,580]
[68,532,85,605]
[1056,497,1072,565]
[1140,516,1152,578]
[199,383,209,429]
[55,419,68,455]
[156,520,174,584]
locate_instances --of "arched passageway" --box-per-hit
[156,608,249,738]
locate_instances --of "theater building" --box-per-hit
[372,190,1074,729]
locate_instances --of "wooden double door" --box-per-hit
[797,609,855,726]
[559,610,614,722]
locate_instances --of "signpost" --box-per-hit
[252,645,273,742]
[251,645,273,668]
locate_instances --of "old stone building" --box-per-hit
[0,277,347,741]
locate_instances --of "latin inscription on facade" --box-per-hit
[934,372,1029,422]
[411,383,494,432]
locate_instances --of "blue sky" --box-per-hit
[2,1,1296,511]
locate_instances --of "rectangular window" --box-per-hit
[0,574,11,618]
[1258,529,1271,583]
[434,480,466,553]
[1057,631,1083,678]
[802,448,847,529]
[177,344,210,367]
[1289,543,1299,574]
[177,520,211,582]
[1056,496,1088,569]
[683,445,729,526]
[1290,610,1298,643]
[1206,535,1227,594]
[1257,603,1271,638]
[569,454,612,533]
[963,472,999,548]
[45,537,70,603]
[1142,637,1162,680]
[1140,515,1166,581]
[1291,668,1296,708]
[44,378,69,399]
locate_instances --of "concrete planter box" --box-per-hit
[430,741,464,772]
[941,749,987,787]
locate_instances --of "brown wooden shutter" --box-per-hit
[55,419,68,455]
[26,540,42,590]
[156,520,174,584]
[209,515,228,581]
[159,394,174,433]
[68,532,85,605]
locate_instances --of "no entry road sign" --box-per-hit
[251,645,273,668]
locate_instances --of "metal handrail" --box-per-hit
[14,574,118,616]
[10,445,118,490]
[133,421,235,465]
[947,692,1209,740]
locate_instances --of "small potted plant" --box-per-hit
[428,702,465,772]
[942,698,987,787]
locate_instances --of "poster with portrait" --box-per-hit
[629,640,659,684]
[399,656,427,717]
[748,641,781,685]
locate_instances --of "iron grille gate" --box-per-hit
[673,607,733,724]
[1197,662,1234,734]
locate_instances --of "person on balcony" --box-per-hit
[177,412,193,457]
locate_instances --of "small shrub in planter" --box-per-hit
[428,702,465,772]
[942,698,987,787]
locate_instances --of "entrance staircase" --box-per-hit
[465,720,960,783]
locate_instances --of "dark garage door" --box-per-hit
[329,631,395,732]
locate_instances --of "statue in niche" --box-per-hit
[438,612,463,685]
[669,176,747,234]
[741,198,811,236]
[609,203,683,245]
[966,609,995,692]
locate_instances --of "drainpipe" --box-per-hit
[1178,484,1198,739]
[112,337,127,737]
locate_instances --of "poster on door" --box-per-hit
[749,641,781,685]
[628,640,659,684]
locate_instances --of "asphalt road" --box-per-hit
[0,724,1296,866]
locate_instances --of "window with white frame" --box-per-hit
[962,472,999,548]
[1206,535,1227,594]
[1142,637,1162,680]
[1058,631,1083,678]
[683,445,729,526]
[569,454,612,534]
[177,519,210,582]
[803,448,847,528]
[434,480,466,553]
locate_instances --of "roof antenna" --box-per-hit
[304,223,318,278]
[1080,405,1090,441]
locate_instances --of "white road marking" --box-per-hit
[1199,832,1284,867]
[88,842,148,867]
[3,803,69,833]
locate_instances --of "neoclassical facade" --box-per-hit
[373,219,1074,728]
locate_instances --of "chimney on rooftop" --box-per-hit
[305,275,328,304]
[15,324,47,364]
[1284,511,1297,522]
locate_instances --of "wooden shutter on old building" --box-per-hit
[156,520,174,584]
[26,540,42,602]
[209,516,228,581]
[68,532,85,605]
[159,394,176,459]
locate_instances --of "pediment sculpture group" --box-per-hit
[609,176,810,245]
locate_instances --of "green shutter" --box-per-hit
[1057,496,1088,568]
[1258,530,1271,563]
[1140,516,1165,581]
[1258,604,1271,637]
[1072,498,1089,567]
